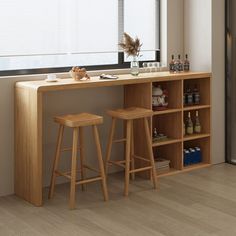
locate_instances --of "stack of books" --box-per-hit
[155,158,170,174]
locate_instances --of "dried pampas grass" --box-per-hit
[119,32,142,57]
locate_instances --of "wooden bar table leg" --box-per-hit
[93,125,109,201]
[124,120,132,196]
[15,88,43,206]
[48,125,64,199]
[70,128,79,209]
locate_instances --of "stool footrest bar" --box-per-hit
[61,147,81,152]
[109,160,126,168]
[76,177,102,185]
[55,170,72,179]
[83,164,99,173]
[133,155,151,162]
[113,138,127,143]
[129,166,152,173]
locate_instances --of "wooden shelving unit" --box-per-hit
[183,133,210,141]
[183,104,211,111]
[15,71,212,206]
[153,108,182,116]
[152,138,182,147]
[125,73,211,178]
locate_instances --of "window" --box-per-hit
[0,0,160,75]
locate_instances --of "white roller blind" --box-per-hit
[124,0,157,61]
[0,0,159,72]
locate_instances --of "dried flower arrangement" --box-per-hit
[119,32,142,57]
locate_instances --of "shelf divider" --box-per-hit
[183,133,210,141]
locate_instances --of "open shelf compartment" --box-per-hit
[184,108,210,139]
[183,77,211,107]
[152,112,182,147]
[152,80,182,110]
[153,142,183,176]
[183,137,211,169]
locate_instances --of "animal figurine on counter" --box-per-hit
[69,66,90,81]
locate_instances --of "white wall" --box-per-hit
[161,0,184,63]
[184,0,212,71]
[211,0,225,164]
[184,0,225,164]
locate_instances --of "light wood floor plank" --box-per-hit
[1,164,236,236]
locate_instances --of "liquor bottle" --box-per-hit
[184,54,190,72]
[183,122,186,136]
[177,54,183,72]
[193,84,200,104]
[169,55,175,73]
[194,111,201,133]
[186,86,193,105]
[186,112,193,135]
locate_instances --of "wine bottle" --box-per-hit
[193,84,200,104]
[194,111,201,133]
[184,54,190,72]
[169,55,175,73]
[186,86,193,105]
[186,112,193,135]
[177,54,183,72]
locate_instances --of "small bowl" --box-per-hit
[69,70,86,81]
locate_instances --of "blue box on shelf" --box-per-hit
[184,147,202,166]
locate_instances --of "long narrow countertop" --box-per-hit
[15,71,212,92]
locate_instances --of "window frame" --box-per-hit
[0,0,160,76]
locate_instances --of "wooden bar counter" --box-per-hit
[15,71,212,206]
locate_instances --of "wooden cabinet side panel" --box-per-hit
[14,87,43,206]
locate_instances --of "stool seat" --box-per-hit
[107,107,153,120]
[54,113,103,128]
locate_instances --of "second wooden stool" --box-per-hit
[48,113,109,209]
[105,107,158,196]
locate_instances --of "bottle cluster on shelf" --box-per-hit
[169,54,190,73]
[184,147,202,166]
[184,84,200,106]
[184,111,201,136]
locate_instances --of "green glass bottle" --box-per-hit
[194,111,201,133]
[186,112,193,135]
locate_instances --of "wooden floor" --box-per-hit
[2,164,236,236]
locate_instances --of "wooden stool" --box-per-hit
[48,113,109,209]
[105,107,158,196]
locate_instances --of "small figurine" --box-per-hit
[152,85,168,111]
[152,128,168,142]
[69,66,90,81]
[153,128,158,140]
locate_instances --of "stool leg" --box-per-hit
[124,120,132,196]
[144,118,158,189]
[93,125,109,201]
[105,118,116,174]
[69,128,79,209]
[130,120,135,180]
[79,127,86,191]
[48,125,64,199]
